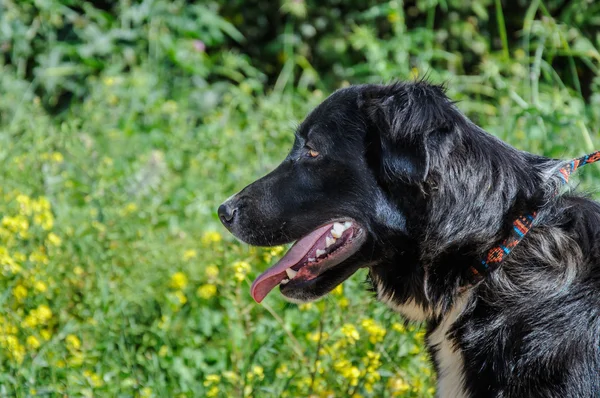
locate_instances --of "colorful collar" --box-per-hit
[469,150,600,283]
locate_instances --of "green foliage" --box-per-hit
[0,0,599,395]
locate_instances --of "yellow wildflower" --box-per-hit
[197,284,217,299]
[270,246,285,256]
[26,336,41,349]
[158,345,169,357]
[223,371,239,382]
[33,211,54,231]
[203,374,221,387]
[174,290,187,305]
[341,323,360,345]
[392,322,406,333]
[51,152,64,163]
[74,266,84,276]
[16,194,32,216]
[182,249,197,261]
[388,376,411,395]
[361,318,387,344]
[275,364,289,377]
[40,329,52,341]
[233,261,250,282]
[66,334,81,351]
[169,272,188,289]
[13,284,27,302]
[247,365,264,381]
[332,284,344,296]
[83,369,103,387]
[34,281,48,293]
[29,249,49,265]
[201,231,222,246]
[47,232,62,246]
[205,264,219,279]
[307,331,329,342]
[206,386,219,398]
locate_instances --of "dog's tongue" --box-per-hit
[250,224,331,303]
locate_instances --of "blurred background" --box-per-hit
[1,0,599,396]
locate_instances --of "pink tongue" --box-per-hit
[250,224,332,303]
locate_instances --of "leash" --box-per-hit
[468,150,600,284]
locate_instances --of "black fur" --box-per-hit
[219,82,600,397]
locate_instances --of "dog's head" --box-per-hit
[219,82,531,304]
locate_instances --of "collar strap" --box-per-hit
[469,150,600,283]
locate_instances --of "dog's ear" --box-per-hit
[360,82,455,185]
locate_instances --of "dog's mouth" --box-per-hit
[250,221,366,303]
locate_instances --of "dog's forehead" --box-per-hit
[297,88,364,144]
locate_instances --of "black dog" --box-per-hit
[218,82,600,397]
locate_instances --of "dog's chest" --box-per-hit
[427,296,470,398]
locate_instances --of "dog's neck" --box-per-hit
[369,136,563,321]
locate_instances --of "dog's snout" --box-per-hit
[218,200,238,226]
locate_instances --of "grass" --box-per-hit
[0,1,599,396]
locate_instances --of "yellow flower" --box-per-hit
[2,215,29,238]
[66,334,81,351]
[158,345,169,357]
[47,232,62,246]
[2,335,25,364]
[123,203,138,214]
[360,318,387,344]
[392,322,406,333]
[203,374,221,387]
[331,283,344,296]
[341,324,360,344]
[33,211,54,231]
[206,386,219,398]
[34,281,48,293]
[197,284,217,299]
[26,336,41,349]
[169,272,188,289]
[139,387,153,397]
[388,376,411,395]
[13,284,27,302]
[275,364,289,377]
[205,265,219,279]
[338,297,349,308]
[16,194,32,216]
[270,246,285,256]
[83,370,103,387]
[40,329,52,341]
[182,249,197,261]
[50,152,64,163]
[223,370,239,382]
[201,231,222,246]
[29,249,49,265]
[233,261,250,282]
[307,331,329,342]
[247,365,264,381]
[174,290,187,305]
[74,266,84,276]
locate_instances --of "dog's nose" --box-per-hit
[218,201,238,226]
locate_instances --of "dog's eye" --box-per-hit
[306,148,320,158]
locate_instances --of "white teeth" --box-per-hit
[331,222,344,238]
[308,258,315,262]
[316,249,327,257]
[285,268,298,279]
[344,221,352,229]
[281,278,289,285]
[326,236,336,247]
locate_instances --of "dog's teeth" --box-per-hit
[331,222,344,238]
[316,249,326,257]
[326,236,336,247]
[281,278,289,285]
[308,258,315,262]
[285,268,297,279]
[343,221,352,230]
